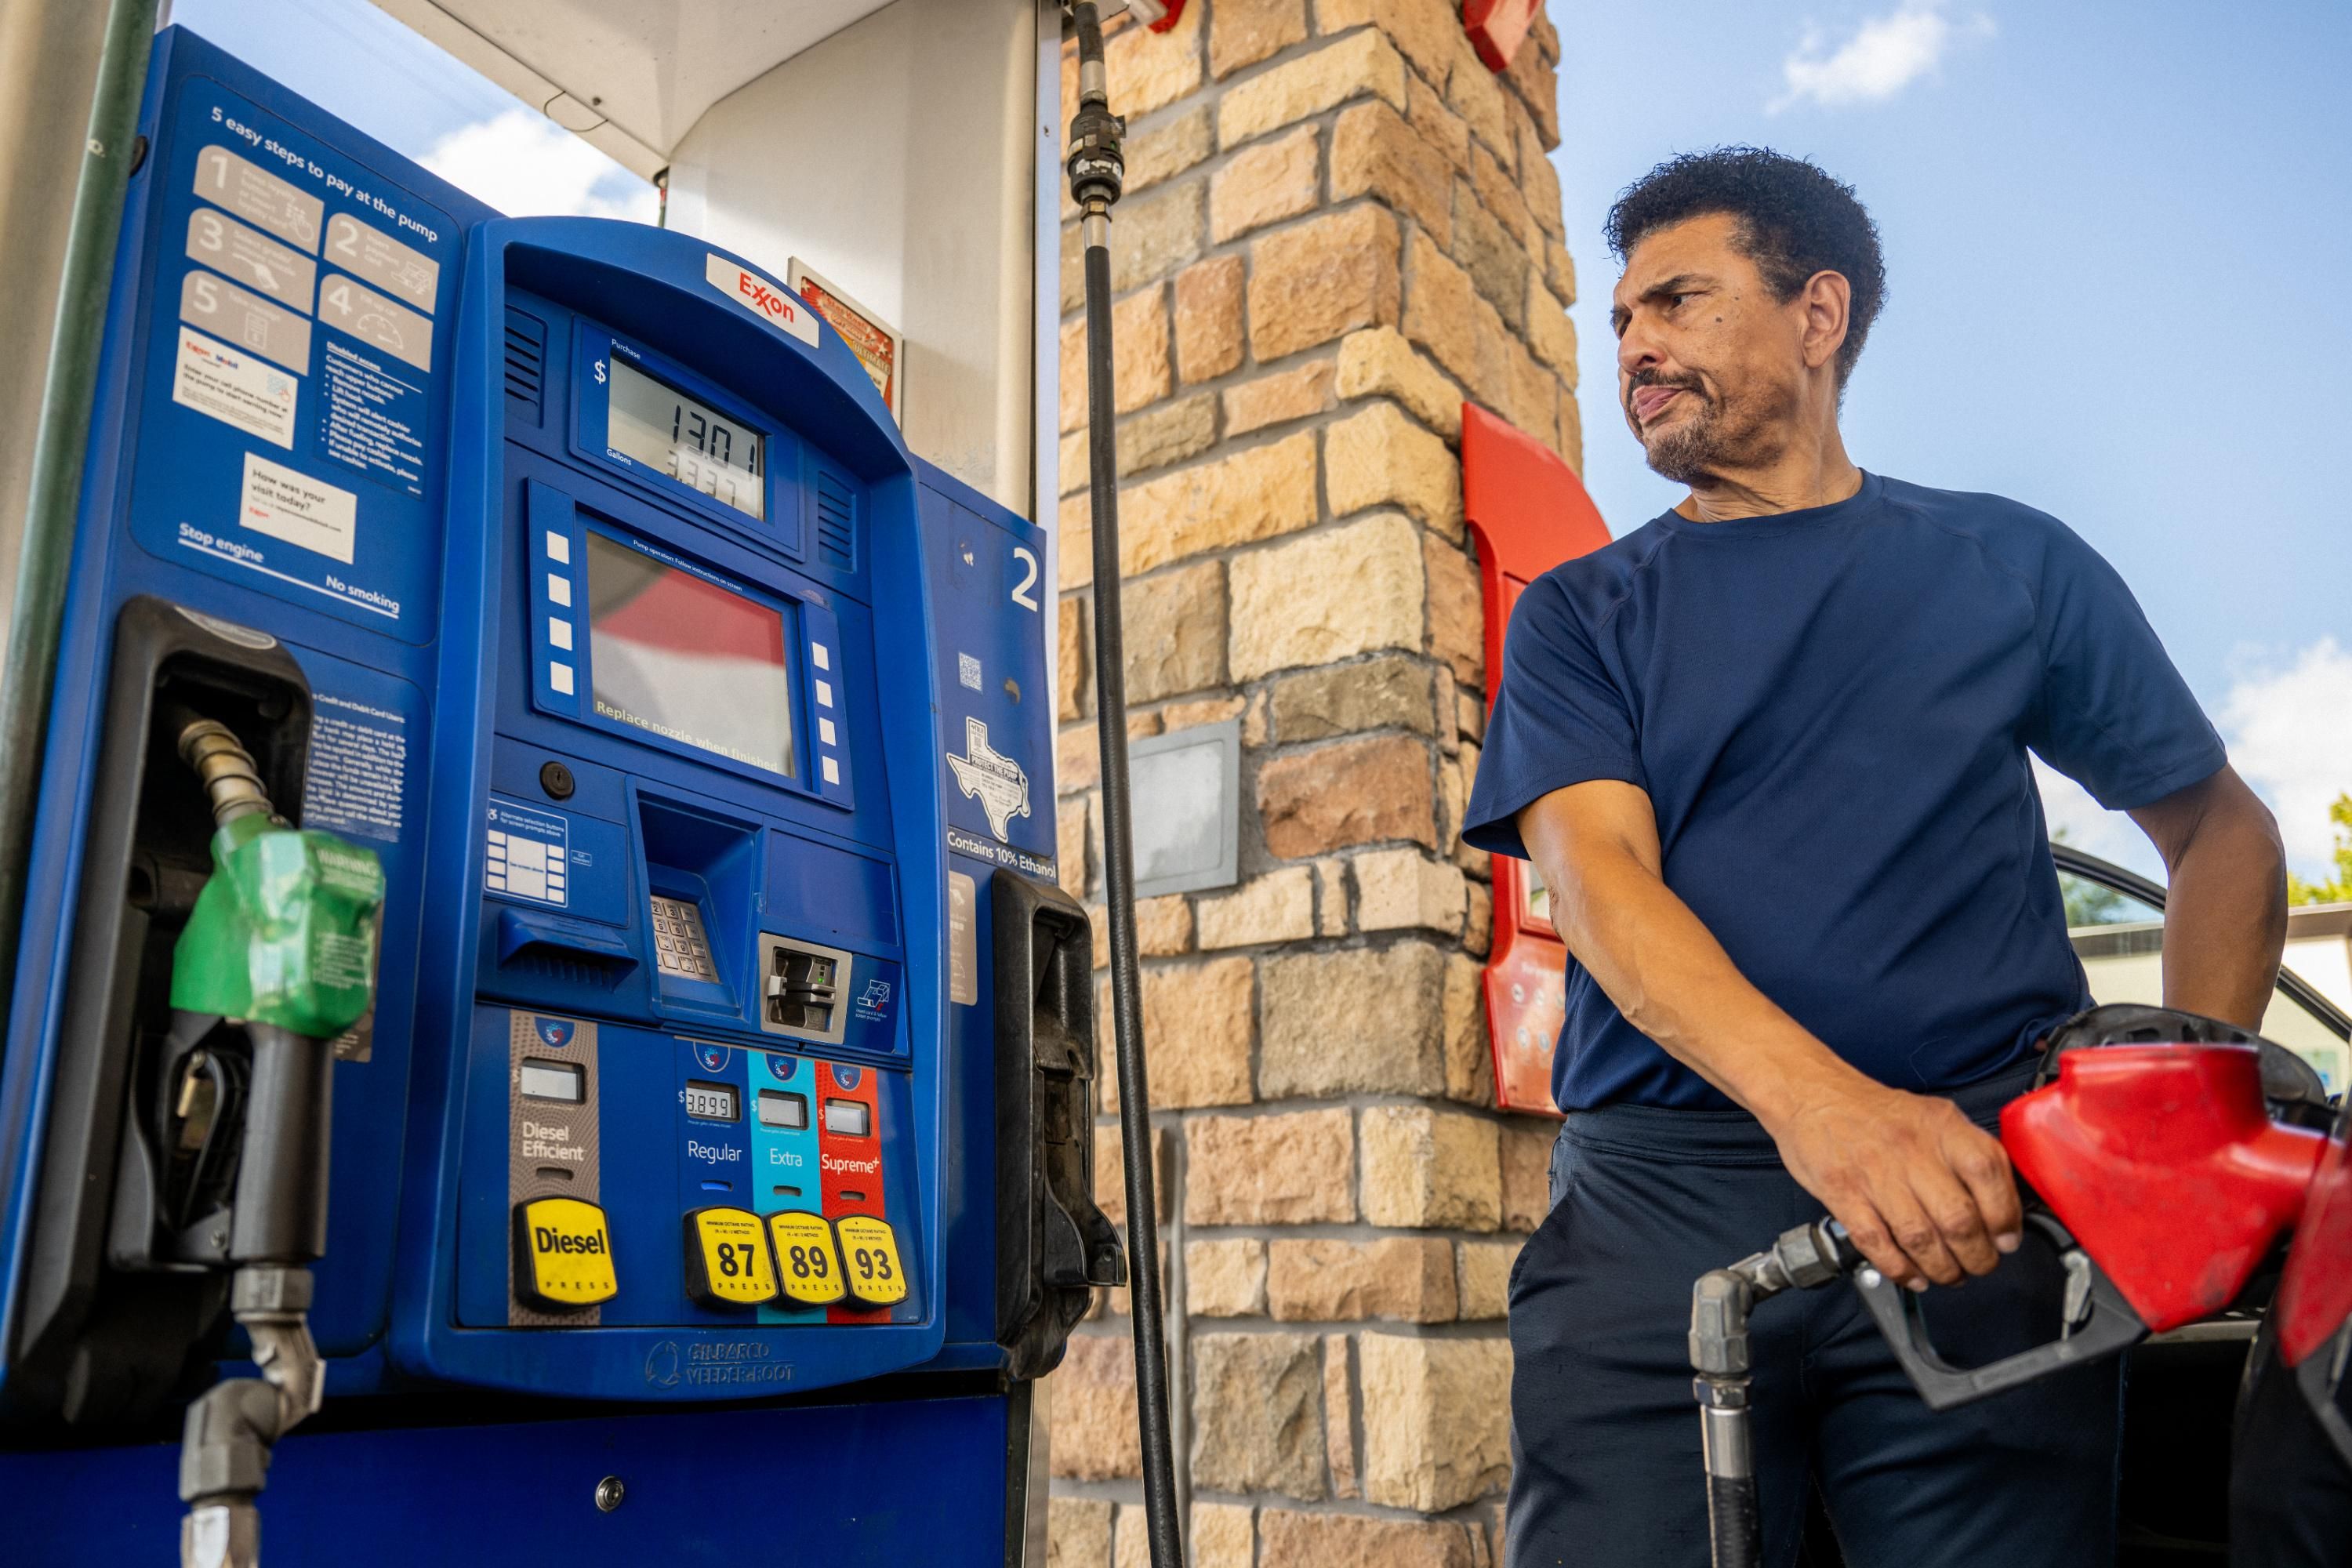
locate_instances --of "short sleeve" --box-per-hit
[1461,575,1646,858]
[2026,522,2225,811]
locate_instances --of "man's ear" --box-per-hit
[1799,270,1851,375]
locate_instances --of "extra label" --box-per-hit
[768,1210,848,1306]
[514,1196,618,1309]
[836,1214,908,1308]
[684,1207,779,1308]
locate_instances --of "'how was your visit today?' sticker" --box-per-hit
[240,450,358,564]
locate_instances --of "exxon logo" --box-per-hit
[735,270,791,323]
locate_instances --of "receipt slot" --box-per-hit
[0,27,1115,1565]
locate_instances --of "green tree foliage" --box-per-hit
[2052,827,2132,927]
[2288,793,2352,906]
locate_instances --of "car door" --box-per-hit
[2053,844,2351,1565]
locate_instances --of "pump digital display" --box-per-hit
[583,532,795,777]
[822,1098,870,1138]
[518,1060,584,1102]
[605,357,765,520]
[757,1089,808,1130]
[684,1080,739,1122]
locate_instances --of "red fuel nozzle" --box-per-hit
[2002,1044,2325,1334]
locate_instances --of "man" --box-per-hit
[1463,147,2288,1565]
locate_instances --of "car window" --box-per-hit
[2063,869,2351,1094]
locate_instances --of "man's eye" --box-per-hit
[1669,292,1693,309]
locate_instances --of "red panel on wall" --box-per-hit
[1461,0,1541,71]
[1461,404,1612,1116]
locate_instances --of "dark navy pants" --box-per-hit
[1505,1065,2122,1566]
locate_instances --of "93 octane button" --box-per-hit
[768,1210,847,1307]
[835,1214,908,1308]
[684,1207,779,1307]
[514,1196,618,1308]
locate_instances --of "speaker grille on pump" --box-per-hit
[503,307,547,423]
[811,467,857,571]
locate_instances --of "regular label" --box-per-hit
[318,272,432,372]
[181,269,311,375]
[240,451,357,564]
[171,327,297,448]
[193,143,324,252]
[187,207,316,312]
[324,212,438,310]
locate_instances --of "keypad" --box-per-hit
[650,895,720,981]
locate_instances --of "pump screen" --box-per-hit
[519,1060,584,1102]
[823,1099,870,1138]
[606,357,765,521]
[757,1089,808,1130]
[684,1080,739,1122]
[584,532,795,776]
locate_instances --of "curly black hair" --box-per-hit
[1605,147,1887,386]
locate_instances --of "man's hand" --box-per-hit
[1763,1070,2023,1290]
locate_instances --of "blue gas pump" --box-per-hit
[0,25,1119,1563]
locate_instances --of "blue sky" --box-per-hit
[1551,0,2352,878]
[175,0,2350,880]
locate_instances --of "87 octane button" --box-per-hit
[836,1215,907,1308]
[684,1207,780,1308]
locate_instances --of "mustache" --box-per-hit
[1624,368,1707,414]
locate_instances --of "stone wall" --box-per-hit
[1047,3,1574,1563]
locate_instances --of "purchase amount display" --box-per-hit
[606,357,766,521]
[583,532,796,777]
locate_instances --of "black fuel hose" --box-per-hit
[1067,5,1183,1566]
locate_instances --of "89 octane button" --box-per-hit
[768,1210,847,1307]
[684,1207,780,1307]
[835,1214,908,1308]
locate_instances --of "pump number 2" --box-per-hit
[1009,547,1040,612]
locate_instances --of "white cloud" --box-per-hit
[2221,637,2352,878]
[1769,2,1994,114]
[419,109,652,223]
[2034,758,2164,883]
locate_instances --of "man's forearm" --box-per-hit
[1535,822,1862,1123]
[2158,811,2286,1030]
[2130,767,2286,1033]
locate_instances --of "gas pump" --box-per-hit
[0,9,1161,1563]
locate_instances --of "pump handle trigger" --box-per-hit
[1840,1211,2148,1411]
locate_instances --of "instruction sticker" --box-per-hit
[240,452,357,564]
[171,327,297,448]
[180,270,311,375]
[324,212,438,311]
[318,272,432,372]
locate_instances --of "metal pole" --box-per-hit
[0,0,158,1044]
[1065,5,1182,1564]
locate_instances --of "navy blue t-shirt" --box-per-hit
[1461,474,2225,1111]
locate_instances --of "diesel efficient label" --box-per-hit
[508,1011,603,1327]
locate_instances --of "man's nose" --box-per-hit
[1617,314,1667,380]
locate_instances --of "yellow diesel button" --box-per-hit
[684,1207,780,1308]
[768,1210,847,1307]
[514,1196,619,1309]
[836,1214,908,1308]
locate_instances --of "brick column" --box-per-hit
[1046,4,1574,1563]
